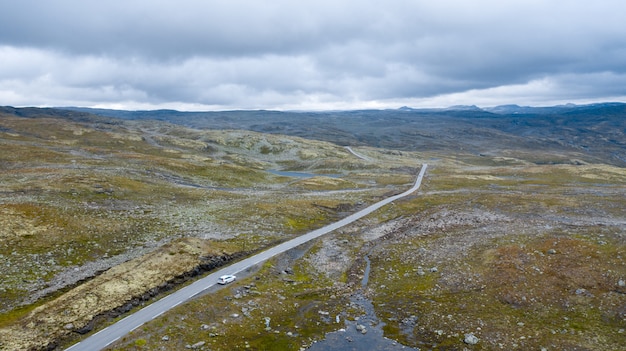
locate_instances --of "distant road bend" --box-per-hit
[65,164,428,351]
[344,146,372,161]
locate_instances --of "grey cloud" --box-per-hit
[1,0,625,109]
[0,1,368,58]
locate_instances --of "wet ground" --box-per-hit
[308,256,420,351]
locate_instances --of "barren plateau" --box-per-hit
[0,105,624,350]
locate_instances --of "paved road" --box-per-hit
[344,146,372,161]
[65,164,428,351]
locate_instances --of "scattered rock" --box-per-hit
[547,249,557,255]
[618,279,625,287]
[464,333,479,345]
[161,335,170,341]
[264,316,271,329]
[63,323,74,330]
[402,315,418,326]
[575,288,593,297]
[356,324,367,334]
[188,341,205,349]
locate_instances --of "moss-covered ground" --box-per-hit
[0,112,419,349]
[2,111,624,350]
[366,157,626,350]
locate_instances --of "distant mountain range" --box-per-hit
[400,102,626,115]
[56,101,625,115]
[2,102,626,166]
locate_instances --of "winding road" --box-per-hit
[65,164,428,351]
[344,146,372,161]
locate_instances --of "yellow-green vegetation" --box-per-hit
[103,239,360,351]
[365,156,626,350]
[369,232,625,350]
[292,176,361,191]
[0,238,238,351]
[1,111,420,350]
[59,150,626,350]
[3,108,624,351]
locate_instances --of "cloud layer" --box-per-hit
[1,0,625,110]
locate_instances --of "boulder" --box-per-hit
[190,341,205,349]
[356,324,367,334]
[464,333,479,345]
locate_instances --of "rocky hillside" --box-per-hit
[67,103,626,167]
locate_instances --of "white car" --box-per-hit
[218,274,236,285]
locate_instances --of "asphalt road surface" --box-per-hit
[344,146,372,161]
[65,164,428,351]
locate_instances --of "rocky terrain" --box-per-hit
[0,106,624,350]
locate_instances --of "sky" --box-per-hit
[1,0,625,111]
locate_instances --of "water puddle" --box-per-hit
[307,256,419,351]
[361,255,371,288]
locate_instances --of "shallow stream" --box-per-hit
[307,256,419,350]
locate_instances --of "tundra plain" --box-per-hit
[0,105,624,350]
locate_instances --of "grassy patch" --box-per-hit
[369,229,626,350]
[107,251,352,351]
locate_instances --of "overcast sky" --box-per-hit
[1,1,625,111]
